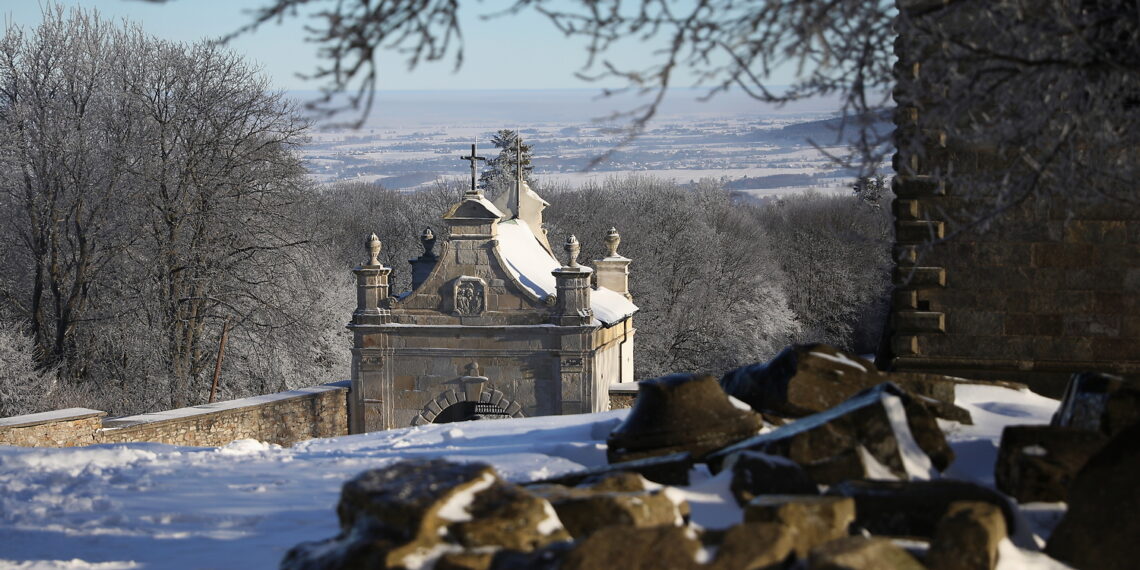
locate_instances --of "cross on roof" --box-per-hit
[460,142,486,196]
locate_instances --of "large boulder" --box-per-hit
[607,373,763,463]
[720,344,973,423]
[1052,372,1140,437]
[282,459,570,570]
[1046,420,1140,570]
[709,383,952,484]
[926,501,1007,570]
[994,424,1107,503]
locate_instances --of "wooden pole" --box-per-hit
[208,316,231,403]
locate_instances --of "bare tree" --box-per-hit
[0,7,134,369]
[0,7,334,415]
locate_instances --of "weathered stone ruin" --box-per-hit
[285,344,1140,569]
[887,0,1140,396]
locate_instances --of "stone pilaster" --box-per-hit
[352,234,391,325]
[552,235,594,326]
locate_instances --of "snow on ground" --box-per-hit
[1,386,1068,569]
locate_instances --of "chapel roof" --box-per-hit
[497,218,637,326]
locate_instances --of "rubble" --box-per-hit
[708,383,952,484]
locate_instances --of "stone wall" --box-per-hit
[0,408,106,447]
[888,1,1140,396]
[0,381,350,448]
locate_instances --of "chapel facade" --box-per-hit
[346,148,637,432]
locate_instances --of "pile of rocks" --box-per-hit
[284,344,1139,569]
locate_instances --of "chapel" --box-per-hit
[346,144,638,432]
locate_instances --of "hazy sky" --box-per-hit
[1,1,785,93]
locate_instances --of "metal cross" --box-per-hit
[460,142,486,195]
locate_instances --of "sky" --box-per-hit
[0,0,777,93]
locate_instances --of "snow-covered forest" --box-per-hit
[0,9,893,419]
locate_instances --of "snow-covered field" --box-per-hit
[1,385,1068,569]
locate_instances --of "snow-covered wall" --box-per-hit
[0,382,350,448]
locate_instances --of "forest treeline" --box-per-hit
[0,8,893,418]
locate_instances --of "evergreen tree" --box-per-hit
[478,130,534,196]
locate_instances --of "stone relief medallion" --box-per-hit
[453,276,486,316]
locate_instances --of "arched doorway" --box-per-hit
[410,388,526,425]
[433,400,513,423]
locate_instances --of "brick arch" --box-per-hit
[410,386,525,426]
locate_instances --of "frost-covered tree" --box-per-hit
[545,175,799,377]
[0,323,59,417]
[478,130,534,198]
[757,191,894,351]
[0,7,341,415]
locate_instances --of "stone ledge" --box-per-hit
[100,382,349,431]
[0,408,106,429]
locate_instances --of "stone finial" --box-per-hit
[465,361,481,377]
[604,227,621,258]
[420,227,436,257]
[367,233,382,266]
[564,235,581,268]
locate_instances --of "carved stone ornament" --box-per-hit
[604,227,621,257]
[564,234,581,268]
[420,227,437,258]
[453,276,486,316]
[367,233,382,266]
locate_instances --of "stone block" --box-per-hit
[895,310,946,334]
[710,522,797,570]
[559,526,701,570]
[1052,372,1140,437]
[808,536,924,570]
[994,425,1107,503]
[1047,421,1140,570]
[1003,313,1063,336]
[897,220,946,243]
[1065,268,1125,290]
[826,480,1019,539]
[725,451,818,505]
[1063,314,1122,337]
[1030,243,1095,268]
[1062,218,1126,243]
[894,266,946,288]
[527,485,682,539]
[744,495,855,557]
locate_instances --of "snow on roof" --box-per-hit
[497,219,637,326]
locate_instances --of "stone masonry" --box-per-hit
[0,382,349,448]
[348,154,638,432]
[888,1,1140,396]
